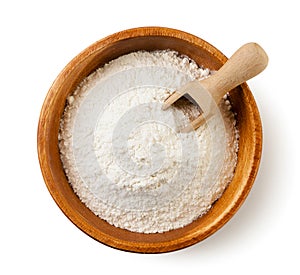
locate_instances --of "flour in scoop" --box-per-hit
[59,50,239,233]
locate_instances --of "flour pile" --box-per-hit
[59,50,239,233]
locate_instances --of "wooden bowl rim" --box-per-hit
[37,26,262,253]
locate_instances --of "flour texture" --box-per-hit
[59,50,239,233]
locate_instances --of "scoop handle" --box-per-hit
[200,42,268,102]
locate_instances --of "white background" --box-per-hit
[1,0,299,274]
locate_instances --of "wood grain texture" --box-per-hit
[37,26,263,253]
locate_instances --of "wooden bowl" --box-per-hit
[37,27,262,253]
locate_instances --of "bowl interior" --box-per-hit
[38,27,262,253]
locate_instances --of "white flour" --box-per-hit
[59,50,239,233]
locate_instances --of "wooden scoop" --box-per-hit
[162,42,268,131]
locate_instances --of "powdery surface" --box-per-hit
[59,50,239,233]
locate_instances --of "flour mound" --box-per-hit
[59,50,239,233]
